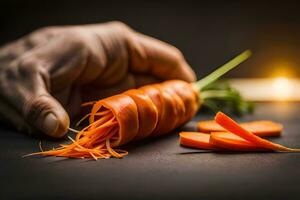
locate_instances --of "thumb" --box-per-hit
[23,94,70,138]
[0,58,70,138]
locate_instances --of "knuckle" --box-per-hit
[0,64,22,97]
[0,65,18,83]
[17,56,39,74]
[27,26,60,46]
[16,56,50,90]
[33,26,57,35]
[172,47,185,65]
[62,30,87,50]
[109,21,129,29]
[107,21,132,35]
[104,21,134,45]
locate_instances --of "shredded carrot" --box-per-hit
[38,141,43,152]
[76,110,112,127]
[106,139,123,158]
[28,108,127,160]
[81,101,97,107]
[75,114,90,127]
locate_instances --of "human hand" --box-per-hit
[0,21,196,138]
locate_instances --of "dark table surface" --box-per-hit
[1,103,300,200]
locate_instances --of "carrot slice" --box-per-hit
[210,132,268,151]
[198,120,282,137]
[215,112,300,152]
[241,121,282,137]
[197,120,225,133]
[179,132,216,150]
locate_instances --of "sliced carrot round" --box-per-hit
[241,121,282,137]
[210,132,268,151]
[179,132,216,150]
[198,120,282,137]
[197,120,225,133]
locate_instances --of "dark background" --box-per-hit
[1,2,300,199]
[1,0,300,79]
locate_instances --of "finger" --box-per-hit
[2,30,96,133]
[0,60,69,138]
[20,32,92,119]
[22,33,89,93]
[128,31,196,82]
[80,22,130,87]
[85,22,195,85]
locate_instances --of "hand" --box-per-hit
[0,21,196,138]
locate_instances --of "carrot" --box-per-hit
[215,112,300,152]
[198,120,282,137]
[241,121,282,137]
[28,51,251,160]
[29,80,199,160]
[180,131,267,151]
[197,120,225,133]
[179,132,216,150]
[209,132,268,151]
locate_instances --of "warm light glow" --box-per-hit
[269,60,295,78]
[271,77,293,101]
[229,78,300,102]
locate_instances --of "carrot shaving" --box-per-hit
[81,101,97,107]
[106,139,123,158]
[28,108,128,160]
[68,127,80,133]
[76,110,112,127]
[39,141,43,152]
[75,114,91,127]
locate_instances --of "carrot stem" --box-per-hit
[195,50,251,91]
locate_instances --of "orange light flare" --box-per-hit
[228,67,300,102]
[271,77,294,101]
[269,64,298,101]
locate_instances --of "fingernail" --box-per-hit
[43,113,58,137]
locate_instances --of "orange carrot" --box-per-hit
[198,120,282,137]
[197,120,225,133]
[179,132,216,150]
[28,51,251,160]
[241,121,282,137]
[30,80,199,160]
[209,132,268,151]
[215,112,300,152]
